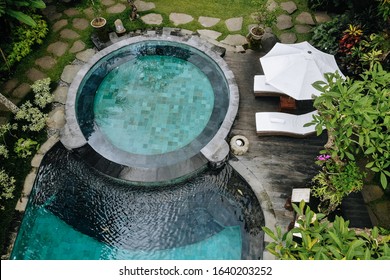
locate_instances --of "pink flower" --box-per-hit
[317,155,331,161]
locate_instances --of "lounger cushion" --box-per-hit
[255,110,319,137]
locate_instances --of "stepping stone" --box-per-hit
[225,17,243,32]
[2,78,19,94]
[296,12,315,25]
[295,24,312,34]
[47,106,66,129]
[61,65,83,84]
[221,34,248,46]
[84,7,94,20]
[197,29,222,40]
[73,18,89,30]
[42,5,61,21]
[276,14,293,30]
[11,83,31,100]
[26,68,47,82]
[47,41,69,56]
[199,16,220,27]
[281,1,297,14]
[135,0,156,11]
[314,12,332,24]
[53,86,69,104]
[102,0,115,6]
[60,28,81,39]
[169,13,194,26]
[52,19,68,32]
[279,32,297,43]
[64,8,80,17]
[141,13,163,25]
[106,3,126,14]
[266,0,278,11]
[35,56,57,70]
[76,49,97,62]
[69,40,86,53]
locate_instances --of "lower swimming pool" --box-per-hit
[10,143,264,260]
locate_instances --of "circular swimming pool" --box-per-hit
[64,36,239,182]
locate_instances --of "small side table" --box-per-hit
[291,188,311,203]
[279,96,297,111]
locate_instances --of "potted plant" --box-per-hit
[90,0,108,40]
[249,1,277,40]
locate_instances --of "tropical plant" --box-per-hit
[308,64,390,189]
[311,156,365,214]
[0,169,16,211]
[377,0,390,21]
[0,0,46,27]
[2,14,48,71]
[262,201,390,260]
[14,138,39,158]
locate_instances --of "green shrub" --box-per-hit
[308,64,390,189]
[263,201,390,260]
[2,14,48,72]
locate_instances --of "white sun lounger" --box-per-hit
[255,110,319,137]
[253,75,285,97]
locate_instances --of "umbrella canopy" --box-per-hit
[260,41,344,100]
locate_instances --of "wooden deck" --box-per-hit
[224,49,327,231]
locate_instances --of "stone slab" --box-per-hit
[225,17,243,32]
[295,24,312,34]
[47,41,69,57]
[11,83,31,100]
[35,56,57,70]
[220,34,248,47]
[170,13,194,26]
[314,12,332,24]
[107,3,126,14]
[69,40,86,53]
[76,49,97,62]
[23,171,37,195]
[279,32,297,43]
[135,0,156,11]
[73,18,89,30]
[296,12,315,25]
[53,86,69,104]
[31,153,44,168]
[199,16,220,27]
[197,29,222,40]
[38,135,60,154]
[64,8,80,17]
[26,68,47,82]
[2,78,19,94]
[102,0,115,6]
[61,65,82,84]
[60,29,81,40]
[276,14,293,30]
[141,13,163,25]
[280,1,297,14]
[47,106,66,129]
[52,19,68,32]
[267,0,278,11]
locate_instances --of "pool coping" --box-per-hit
[61,34,239,183]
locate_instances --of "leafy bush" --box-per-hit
[1,14,48,72]
[14,138,39,158]
[0,169,16,211]
[308,64,390,189]
[263,201,390,260]
[312,157,365,214]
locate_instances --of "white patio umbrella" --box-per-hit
[260,41,344,100]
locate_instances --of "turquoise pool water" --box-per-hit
[10,144,264,260]
[94,55,214,155]
[12,206,241,260]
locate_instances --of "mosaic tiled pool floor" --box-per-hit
[94,55,214,155]
[11,206,241,260]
